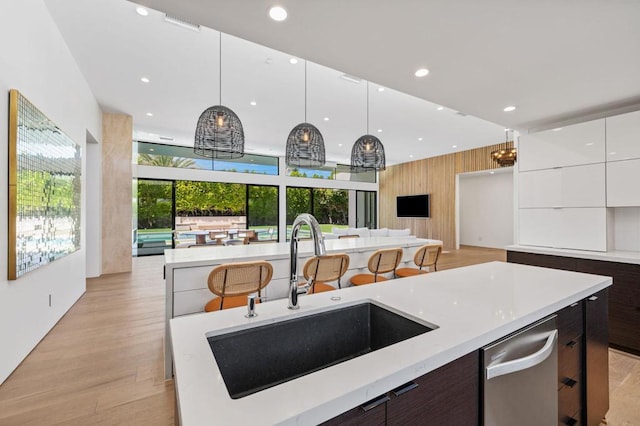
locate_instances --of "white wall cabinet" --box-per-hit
[518,119,605,172]
[607,158,640,206]
[519,163,605,208]
[519,208,607,251]
[606,110,640,162]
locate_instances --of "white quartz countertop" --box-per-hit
[170,261,611,426]
[506,244,640,265]
[164,237,440,268]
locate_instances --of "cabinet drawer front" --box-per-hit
[519,164,605,208]
[173,289,210,316]
[557,302,584,344]
[558,378,582,426]
[558,338,582,389]
[173,265,219,292]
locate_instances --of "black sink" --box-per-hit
[207,302,436,399]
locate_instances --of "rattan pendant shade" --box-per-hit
[285,61,325,167]
[286,123,325,167]
[194,105,244,159]
[351,135,385,172]
[194,33,244,159]
[351,82,385,172]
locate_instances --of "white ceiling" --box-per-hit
[45,0,640,166]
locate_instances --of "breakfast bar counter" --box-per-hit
[170,261,611,425]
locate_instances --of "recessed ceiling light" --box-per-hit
[250,101,257,106]
[377,129,383,133]
[452,145,457,148]
[414,68,429,77]
[323,117,329,121]
[437,106,444,111]
[338,143,343,147]
[377,87,385,92]
[146,112,153,117]
[503,105,517,112]
[490,171,495,175]
[610,152,617,155]
[269,6,287,21]
[409,154,414,158]
[586,142,594,146]
[504,128,510,131]
[418,137,423,141]
[289,58,298,64]
[552,127,563,131]
[140,76,150,83]
[136,7,149,16]
[265,58,273,65]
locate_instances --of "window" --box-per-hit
[286,187,349,239]
[135,141,279,175]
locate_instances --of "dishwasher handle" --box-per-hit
[486,329,558,380]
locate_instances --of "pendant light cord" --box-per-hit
[304,60,307,122]
[366,81,370,134]
[219,32,222,105]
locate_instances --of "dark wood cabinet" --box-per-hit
[557,302,584,424]
[508,250,640,355]
[584,289,609,426]
[321,351,479,426]
[321,395,386,426]
[386,352,479,426]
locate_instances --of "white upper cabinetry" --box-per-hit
[606,110,640,162]
[519,163,605,208]
[518,119,606,172]
[607,158,640,207]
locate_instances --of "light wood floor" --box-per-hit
[0,246,637,425]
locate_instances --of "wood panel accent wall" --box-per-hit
[101,113,132,274]
[379,142,514,250]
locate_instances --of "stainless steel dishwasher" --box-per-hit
[483,315,558,426]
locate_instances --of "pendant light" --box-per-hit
[194,32,244,159]
[351,81,385,172]
[285,60,325,167]
[491,129,517,167]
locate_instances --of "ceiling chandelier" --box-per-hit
[285,60,325,167]
[351,81,385,173]
[491,129,516,167]
[194,32,245,159]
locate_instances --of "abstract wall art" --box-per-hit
[8,89,82,279]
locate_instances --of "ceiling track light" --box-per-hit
[194,32,245,160]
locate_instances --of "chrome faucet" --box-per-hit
[289,213,326,309]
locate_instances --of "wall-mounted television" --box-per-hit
[397,194,430,218]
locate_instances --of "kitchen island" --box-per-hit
[170,261,611,425]
[163,236,441,378]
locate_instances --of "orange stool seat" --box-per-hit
[350,274,389,286]
[395,267,428,278]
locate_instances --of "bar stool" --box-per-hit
[396,243,442,277]
[302,253,350,294]
[204,261,273,312]
[350,247,403,286]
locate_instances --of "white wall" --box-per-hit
[458,170,514,249]
[0,0,102,384]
